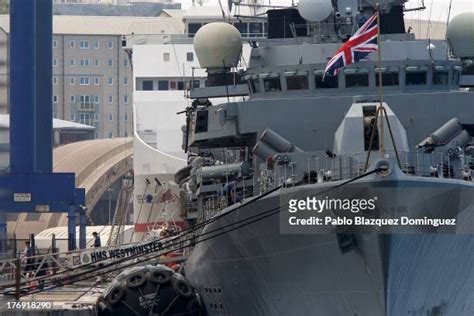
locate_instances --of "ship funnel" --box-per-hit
[193,22,243,73]
[447,13,474,58]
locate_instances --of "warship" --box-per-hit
[172,0,474,315]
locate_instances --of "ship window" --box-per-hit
[263,78,281,92]
[186,52,194,62]
[234,22,248,36]
[163,53,170,62]
[345,74,369,88]
[142,80,153,91]
[315,74,338,89]
[376,72,399,86]
[25,213,41,221]
[188,23,202,37]
[453,70,461,86]
[433,71,449,85]
[178,81,185,90]
[406,72,427,85]
[158,80,169,90]
[286,75,308,90]
[249,22,263,37]
[249,79,261,93]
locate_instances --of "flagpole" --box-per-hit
[376,3,385,156]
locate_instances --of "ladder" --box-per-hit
[107,185,132,246]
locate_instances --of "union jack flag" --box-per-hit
[324,13,379,77]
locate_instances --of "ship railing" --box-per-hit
[266,151,474,190]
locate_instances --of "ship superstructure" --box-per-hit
[174,0,474,314]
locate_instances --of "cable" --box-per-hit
[1,183,284,290]
[17,168,383,296]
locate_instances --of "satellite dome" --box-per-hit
[193,22,243,72]
[447,12,474,58]
[298,0,333,22]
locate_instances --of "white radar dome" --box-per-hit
[298,0,333,22]
[447,12,474,58]
[193,22,243,71]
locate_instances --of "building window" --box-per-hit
[124,95,129,104]
[186,52,194,62]
[53,58,58,67]
[53,40,58,48]
[94,77,100,85]
[108,95,113,104]
[94,96,99,104]
[80,59,90,67]
[123,59,129,67]
[70,113,76,121]
[263,77,281,92]
[158,80,169,90]
[79,95,91,104]
[94,113,100,122]
[108,77,113,85]
[69,58,75,67]
[94,59,100,67]
[69,40,75,48]
[108,41,113,49]
[433,70,449,85]
[124,131,128,137]
[108,59,113,67]
[375,69,399,86]
[123,77,128,85]
[108,131,113,138]
[70,77,75,85]
[188,23,202,37]
[53,95,58,103]
[124,113,129,122]
[345,73,369,88]
[163,53,170,62]
[94,40,100,49]
[79,40,89,49]
[70,95,75,103]
[108,113,113,122]
[286,75,309,90]
[142,80,153,91]
[79,77,90,85]
[53,76,58,85]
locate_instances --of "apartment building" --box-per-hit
[0,15,184,138]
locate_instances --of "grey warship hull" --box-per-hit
[184,173,474,315]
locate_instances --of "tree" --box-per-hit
[0,0,9,15]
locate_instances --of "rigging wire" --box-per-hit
[11,168,383,296]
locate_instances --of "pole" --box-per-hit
[376,4,385,156]
[67,205,76,251]
[15,257,21,301]
[79,207,87,249]
[108,189,112,225]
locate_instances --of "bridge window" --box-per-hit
[406,66,427,85]
[25,213,41,221]
[345,68,369,88]
[375,67,399,86]
[263,77,281,92]
[249,23,264,37]
[453,66,462,85]
[233,22,248,36]
[249,79,261,93]
[314,70,338,89]
[285,72,308,90]
[433,69,449,85]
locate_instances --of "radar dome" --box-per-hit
[447,12,474,58]
[298,0,333,22]
[193,22,243,71]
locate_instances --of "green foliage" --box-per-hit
[0,0,9,15]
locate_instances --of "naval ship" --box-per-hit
[172,0,474,314]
